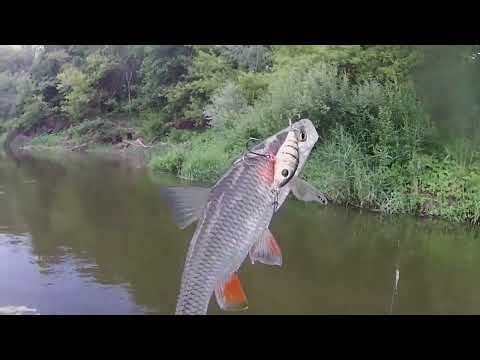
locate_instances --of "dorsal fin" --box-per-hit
[160,186,211,230]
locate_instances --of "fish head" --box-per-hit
[248,118,318,181]
[264,119,317,175]
[254,118,318,151]
[289,118,319,175]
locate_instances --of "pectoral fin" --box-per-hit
[215,273,248,311]
[249,229,282,266]
[160,186,211,229]
[290,178,328,205]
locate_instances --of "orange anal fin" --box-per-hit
[249,229,282,266]
[215,273,248,312]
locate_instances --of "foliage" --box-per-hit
[136,46,192,112]
[0,72,18,120]
[163,49,236,123]
[237,71,271,105]
[150,143,187,174]
[57,64,91,121]
[139,112,170,141]
[205,81,249,129]
[67,118,124,144]
[218,45,272,72]
[30,133,64,147]
[17,95,49,131]
[3,44,480,226]
[272,45,422,83]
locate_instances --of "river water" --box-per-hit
[1,151,480,315]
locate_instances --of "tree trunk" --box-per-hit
[125,71,133,120]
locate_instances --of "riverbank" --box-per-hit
[4,46,480,227]
[7,123,480,228]
[148,126,480,226]
[3,129,165,169]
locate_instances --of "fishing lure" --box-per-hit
[270,120,302,209]
[245,120,305,211]
[271,119,300,190]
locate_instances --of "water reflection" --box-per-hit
[0,152,185,314]
[1,151,480,314]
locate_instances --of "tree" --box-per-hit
[57,64,92,121]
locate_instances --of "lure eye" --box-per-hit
[281,169,289,177]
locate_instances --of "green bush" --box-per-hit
[57,64,92,121]
[30,133,64,147]
[139,112,169,141]
[166,128,196,143]
[218,45,272,72]
[303,126,376,206]
[150,60,430,194]
[205,81,249,129]
[177,131,232,181]
[237,71,271,104]
[162,50,237,121]
[149,126,248,182]
[17,96,48,131]
[150,143,187,174]
[67,118,122,144]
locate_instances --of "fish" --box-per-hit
[161,119,327,315]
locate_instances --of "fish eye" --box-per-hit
[299,129,307,142]
[281,169,289,177]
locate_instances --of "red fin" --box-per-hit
[215,273,248,311]
[249,229,282,266]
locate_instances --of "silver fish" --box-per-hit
[161,119,324,315]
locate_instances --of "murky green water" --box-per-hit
[2,151,480,314]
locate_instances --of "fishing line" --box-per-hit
[243,137,275,168]
[245,137,271,158]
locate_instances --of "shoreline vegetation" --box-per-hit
[3,45,480,225]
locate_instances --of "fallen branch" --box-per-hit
[124,139,153,148]
[149,136,160,144]
[68,143,88,151]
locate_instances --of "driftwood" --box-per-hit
[68,143,88,152]
[123,138,153,148]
